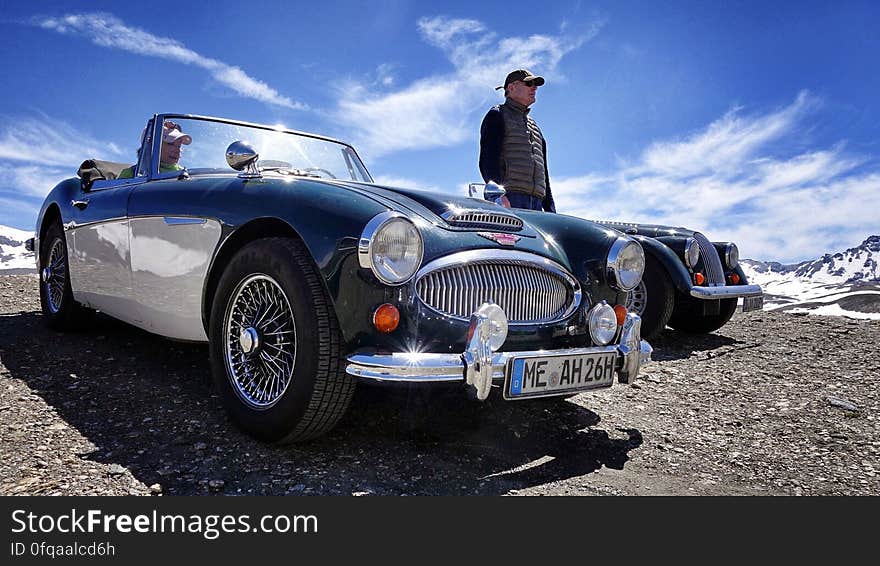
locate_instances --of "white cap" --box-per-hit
[162,123,192,145]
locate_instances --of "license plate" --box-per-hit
[505,352,617,400]
[742,295,763,312]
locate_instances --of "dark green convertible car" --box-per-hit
[28,113,651,442]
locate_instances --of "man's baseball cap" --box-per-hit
[162,122,192,145]
[495,69,545,90]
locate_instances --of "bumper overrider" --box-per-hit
[689,284,762,300]
[346,304,653,401]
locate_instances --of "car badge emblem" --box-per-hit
[478,232,521,246]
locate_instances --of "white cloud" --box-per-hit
[555,92,880,263]
[0,115,125,169]
[34,12,303,110]
[0,164,71,199]
[372,174,440,192]
[332,15,603,159]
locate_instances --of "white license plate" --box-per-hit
[505,352,617,400]
[742,295,763,312]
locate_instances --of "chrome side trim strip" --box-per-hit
[163,217,208,225]
[689,284,763,299]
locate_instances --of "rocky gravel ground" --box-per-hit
[1,274,878,496]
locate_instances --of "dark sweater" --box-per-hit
[479,103,556,212]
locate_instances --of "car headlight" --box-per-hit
[607,237,645,291]
[358,212,424,285]
[685,237,700,268]
[588,302,618,345]
[724,243,739,269]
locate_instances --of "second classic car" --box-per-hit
[29,113,652,442]
[598,222,763,339]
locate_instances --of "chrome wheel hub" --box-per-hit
[224,274,296,409]
[43,239,67,314]
[238,327,260,354]
[625,280,647,316]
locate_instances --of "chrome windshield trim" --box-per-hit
[152,113,373,183]
[689,284,762,299]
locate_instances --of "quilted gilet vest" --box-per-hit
[499,99,546,198]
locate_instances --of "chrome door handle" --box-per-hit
[71,199,90,210]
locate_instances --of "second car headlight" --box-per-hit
[724,243,739,269]
[607,237,645,291]
[359,212,424,285]
[685,237,700,268]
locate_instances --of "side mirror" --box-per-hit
[226,140,261,178]
[468,181,507,202]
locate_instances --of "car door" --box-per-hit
[67,177,143,323]
[127,178,223,341]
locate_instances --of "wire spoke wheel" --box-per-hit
[223,274,297,409]
[44,238,67,314]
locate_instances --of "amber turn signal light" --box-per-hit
[613,304,628,326]
[372,303,400,333]
[728,273,740,284]
[694,272,705,285]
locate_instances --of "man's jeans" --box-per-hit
[506,192,544,211]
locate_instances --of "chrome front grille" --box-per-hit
[442,209,523,231]
[693,232,725,285]
[415,251,580,324]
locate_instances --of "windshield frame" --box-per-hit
[147,113,374,183]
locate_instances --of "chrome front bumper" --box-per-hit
[690,284,762,299]
[346,312,653,401]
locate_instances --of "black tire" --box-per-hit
[38,221,92,330]
[668,297,737,334]
[208,237,354,443]
[626,255,674,340]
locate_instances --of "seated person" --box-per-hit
[118,121,192,179]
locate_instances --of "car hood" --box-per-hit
[593,220,698,239]
[330,181,512,223]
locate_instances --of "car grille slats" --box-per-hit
[443,210,524,231]
[416,258,575,323]
[693,232,725,286]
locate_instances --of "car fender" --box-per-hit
[631,235,694,294]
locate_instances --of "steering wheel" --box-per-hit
[303,167,336,179]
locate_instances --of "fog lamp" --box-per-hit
[589,302,618,345]
[694,273,705,285]
[468,303,508,351]
[729,273,740,284]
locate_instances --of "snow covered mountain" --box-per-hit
[0,225,35,273]
[741,235,880,320]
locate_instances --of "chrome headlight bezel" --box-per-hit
[724,243,739,269]
[588,301,618,346]
[607,237,645,291]
[358,211,424,285]
[684,237,700,269]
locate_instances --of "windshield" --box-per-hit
[152,116,372,182]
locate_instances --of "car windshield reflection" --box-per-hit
[155,116,372,182]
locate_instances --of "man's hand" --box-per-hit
[496,195,511,208]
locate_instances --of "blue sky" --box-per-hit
[1,0,878,262]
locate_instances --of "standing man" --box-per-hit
[479,69,556,212]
